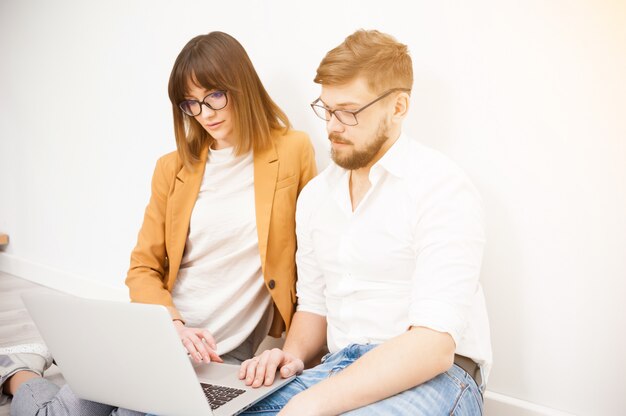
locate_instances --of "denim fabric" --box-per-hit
[10,378,144,416]
[241,344,483,415]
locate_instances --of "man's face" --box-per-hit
[319,78,394,170]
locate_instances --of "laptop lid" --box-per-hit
[21,292,293,416]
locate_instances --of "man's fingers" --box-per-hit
[241,350,301,387]
[280,365,293,378]
[239,359,251,379]
[244,357,260,385]
[280,359,304,378]
[251,353,270,388]
[262,349,283,386]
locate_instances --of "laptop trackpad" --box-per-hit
[194,362,293,415]
[195,362,283,388]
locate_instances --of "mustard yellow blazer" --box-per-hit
[125,130,317,337]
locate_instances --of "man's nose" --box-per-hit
[327,113,345,134]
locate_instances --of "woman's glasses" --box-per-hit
[178,90,228,117]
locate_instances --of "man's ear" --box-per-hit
[392,92,410,121]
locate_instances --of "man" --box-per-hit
[239,29,492,415]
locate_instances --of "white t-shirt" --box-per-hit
[295,133,493,381]
[172,147,271,355]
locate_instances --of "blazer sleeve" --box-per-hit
[125,155,183,321]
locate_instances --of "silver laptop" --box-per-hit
[21,292,294,416]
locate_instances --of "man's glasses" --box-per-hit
[178,90,228,117]
[310,88,410,126]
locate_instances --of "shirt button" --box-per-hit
[268,279,276,289]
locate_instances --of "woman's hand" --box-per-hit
[173,320,222,364]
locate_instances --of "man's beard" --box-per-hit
[330,120,389,170]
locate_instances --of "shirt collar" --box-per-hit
[371,132,408,179]
[326,131,409,186]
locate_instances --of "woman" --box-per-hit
[0,31,316,415]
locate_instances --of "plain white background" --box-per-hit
[1,1,624,415]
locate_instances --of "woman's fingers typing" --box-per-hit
[174,321,221,364]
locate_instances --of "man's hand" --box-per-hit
[173,320,222,364]
[239,348,304,388]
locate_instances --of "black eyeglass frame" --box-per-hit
[178,90,228,117]
[310,88,411,126]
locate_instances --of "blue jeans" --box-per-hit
[241,344,483,415]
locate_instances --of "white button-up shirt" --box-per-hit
[296,133,492,380]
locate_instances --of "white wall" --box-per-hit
[1,1,624,415]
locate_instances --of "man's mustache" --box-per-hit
[329,133,353,145]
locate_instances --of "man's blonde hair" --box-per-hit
[314,29,413,93]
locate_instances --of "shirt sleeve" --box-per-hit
[295,183,328,317]
[408,168,485,347]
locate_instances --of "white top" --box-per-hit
[172,147,271,355]
[295,133,492,380]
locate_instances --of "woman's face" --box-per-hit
[185,82,236,149]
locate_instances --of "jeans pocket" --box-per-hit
[445,366,484,415]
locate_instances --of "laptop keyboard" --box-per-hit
[200,383,246,410]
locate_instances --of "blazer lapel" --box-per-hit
[166,148,208,288]
[254,142,279,274]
